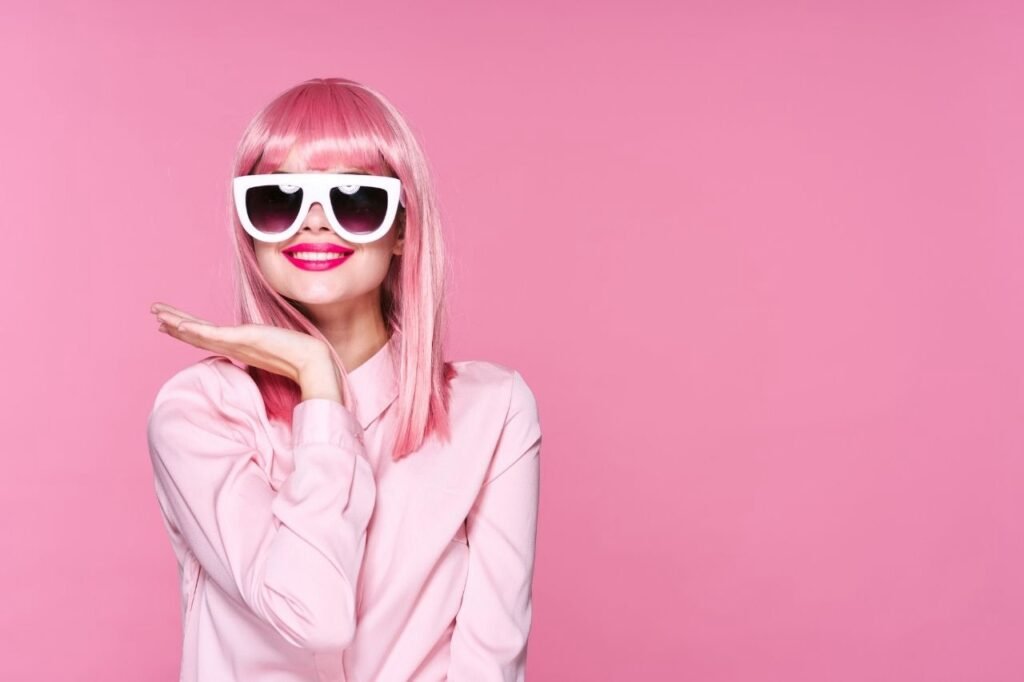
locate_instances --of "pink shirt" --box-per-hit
[145,332,541,681]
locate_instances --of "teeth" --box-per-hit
[288,251,349,261]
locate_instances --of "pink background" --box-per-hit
[3,1,1022,680]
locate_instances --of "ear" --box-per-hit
[392,224,405,256]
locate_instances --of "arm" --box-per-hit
[146,358,376,652]
[448,370,542,681]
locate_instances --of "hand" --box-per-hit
[150,302,330,384]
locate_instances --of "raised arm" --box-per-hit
[146,358,376,652]
[448,370,543,681]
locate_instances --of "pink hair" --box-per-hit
[225,77,454,461]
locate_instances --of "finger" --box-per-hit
[154,310,215,333]
[168,307,214,325]
[151,303,214,326]
[175,319,223,339]
[154,309,188,330]
[174,319,250,347]
[159,319,225,352]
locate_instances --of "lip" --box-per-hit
[283,242,354,255]
[282,242,355,271]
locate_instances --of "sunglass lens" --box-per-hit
[330,185,389,234]
[245,184,304,234]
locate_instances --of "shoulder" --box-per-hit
[151,354,255,410]
[448,359,542,485]
[147,356,278,487]
[147,355,276,473]
[148,354,265,440]
[449,359,541,431]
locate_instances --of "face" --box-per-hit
[253,148,405,317]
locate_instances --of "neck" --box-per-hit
[298,289,391,373]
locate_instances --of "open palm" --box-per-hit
[150,302,328,384]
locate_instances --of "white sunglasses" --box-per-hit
[232,172,405,244]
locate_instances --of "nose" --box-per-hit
[301,202,332,231]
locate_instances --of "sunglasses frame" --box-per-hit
[232,172,405,244]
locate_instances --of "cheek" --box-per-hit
[361,249,395,274]
[253,247,303,295]
[254,247,283,278]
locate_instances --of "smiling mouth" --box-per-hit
[282,250,353,271]
[286,251,351,261]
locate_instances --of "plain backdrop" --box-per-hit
[2,1,1022,680]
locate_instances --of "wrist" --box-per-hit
[298,354,342,403]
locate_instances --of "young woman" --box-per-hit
[146,77,542,682]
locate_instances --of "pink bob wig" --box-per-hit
[225,77,454,461]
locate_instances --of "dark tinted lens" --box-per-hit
[245,184,304,234]
[330,185,389,234]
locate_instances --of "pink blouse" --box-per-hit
[145,332,542,681]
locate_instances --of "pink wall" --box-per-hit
[3,0,1022,679]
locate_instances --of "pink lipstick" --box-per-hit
[281,242,355,271]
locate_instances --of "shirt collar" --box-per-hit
[346,331,401,430]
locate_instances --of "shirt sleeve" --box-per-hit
[145,358,376,652]
[447,369,542,681]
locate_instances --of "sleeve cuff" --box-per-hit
[292,398,364,447]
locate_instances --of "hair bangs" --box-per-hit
[251,85,398,178]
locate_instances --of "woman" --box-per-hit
[146,77,542,681]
